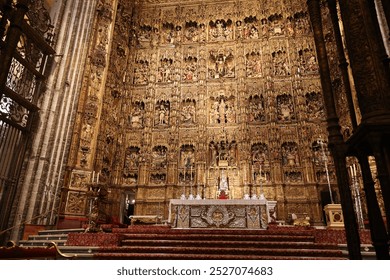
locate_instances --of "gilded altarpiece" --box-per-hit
[62,0,340,227]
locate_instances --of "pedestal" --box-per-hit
[267,200,277,224]
[324,204,344,228]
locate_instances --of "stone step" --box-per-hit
[97,245,344,258]
[94,252,347,260]
[4,243,97,259]
[19,239,67,247]
[114,226,315,236]
[36,228,84,236]
[122,233,315,242]
[26,234,68,241]
[95,225,346,260]
[339,244,378,260]
[18,228,84,248]
[121,239,338,250]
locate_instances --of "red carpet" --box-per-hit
[65,225,370,260]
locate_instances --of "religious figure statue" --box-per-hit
[249,26,259,39]
[159,105,166,124]
[236,20,243,39]
[211,101,220,124]
[199,23,206,42]
[81,123,93,141]
[219,99,227,123]
[130,106,144,128]
[155,102,170,126]
[226,104,235,123]
[181,103,195,124]
[219,170,229,191]
[209,49,234,79]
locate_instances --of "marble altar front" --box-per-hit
[169,199,268,229]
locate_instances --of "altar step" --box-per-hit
[95,246,345,260]
[1,228,96,259]
[93,226,347,260]
[120,233,316,243]
[18,228,84,248]
[121,239,338,250]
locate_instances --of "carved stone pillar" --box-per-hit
[357,153,390,259]
[337,0,390,121]
[327,0,358,129]
[59,0,119,229]
[368,134,390,233]
[307,0,362,259]
[335,0,390,258]
[378,0,390,42]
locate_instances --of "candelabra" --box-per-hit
[350,164,365,229]
[259,163,264,198]
[86,183,103,232]
[319,138,334,204]
[181,159,195,199]
[85,171,109,232]
[251,162,265,200]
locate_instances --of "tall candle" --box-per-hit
[259,164,262,181]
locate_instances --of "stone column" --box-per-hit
[375,0,390,56]
[327,0,358,129]
[378,0,390,45]
[307,0,362,259]
[59,0,119,228]
[335,0,390,258]
[357,153,389,259]
[337,0,390,121]
[369,134,390,233]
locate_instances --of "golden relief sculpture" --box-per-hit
[63,0,341,227]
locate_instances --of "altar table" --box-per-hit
[169,199,268,229]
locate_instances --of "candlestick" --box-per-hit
[259,164,262,190]
[259,164,262,178]
[320,138,334,204]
